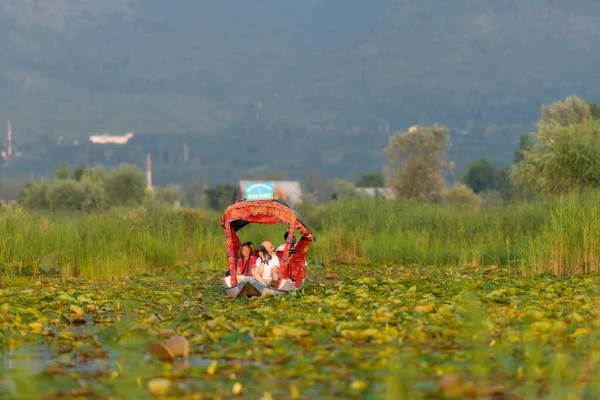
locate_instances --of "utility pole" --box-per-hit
[1,120,13,167]
[146,153,153,191]
[7,120,12,161]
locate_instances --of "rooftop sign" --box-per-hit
[245,181,273,201]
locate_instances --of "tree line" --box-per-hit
[383,95,600,209]
[7,95,600,213]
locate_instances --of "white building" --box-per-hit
[89,132,135,144]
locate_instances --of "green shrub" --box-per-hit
[81,180,109,212]
[442,183,482,211]
[20,182,51,210]
[104,164,146,206]
[49,180,86,211]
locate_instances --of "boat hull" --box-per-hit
[221,276,300,299]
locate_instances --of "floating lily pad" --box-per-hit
[147,341,175,362]
[1,263,600,398]
[148,378,171,396]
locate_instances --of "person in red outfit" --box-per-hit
[236,242,257,275]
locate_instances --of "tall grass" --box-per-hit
[0,207,224,280]
[2,191,600,279]
[520,191,600,275]
[311,193,600,275]
[308,197,548,269]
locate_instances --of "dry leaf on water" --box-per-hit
[165,335,189,357]
[147,341,175,362]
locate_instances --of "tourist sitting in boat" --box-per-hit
[223,241,255,277]
[275,232,308,268]
[242,241,257,258]
[275,232,296,256]
[236,243,256,275]
[251,240,280,286]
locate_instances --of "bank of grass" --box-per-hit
[0,207,224,280]
[307,197,547,269]
[2,191,600,279]
[312,192,600,275]
[520,192,600,275]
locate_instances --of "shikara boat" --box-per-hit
[220,198,316,299]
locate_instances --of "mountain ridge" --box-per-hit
[1,1,600,184]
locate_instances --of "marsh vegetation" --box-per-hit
[1,190,600,398]
[2,97,600,398]
[0,262,598,399]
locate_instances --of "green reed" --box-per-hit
[2,190,600,279]
[0,207,223,280]
[309,196,547,269]
[519,191,600,275]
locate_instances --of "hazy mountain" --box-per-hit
[2,1,600,184]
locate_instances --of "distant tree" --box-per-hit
[356,171,385,187]
[72,165,87,182]
[81,181,109,212]
[511,96,600,196]
[496,168,516,201]
[461,158,514,200]
[538,95,591,130]
[461,158,498,194]
[205,184,235,210]
[20,182,51,210]
[104,164,146,207]
[385,124,453,202]
[587,101,600,120]
[49,180,86,211]
[55,164,70,180]
[81,165,108,184]
[513,134,533,164]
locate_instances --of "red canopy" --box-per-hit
[221,199,315,287]
[221,199,315,240]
